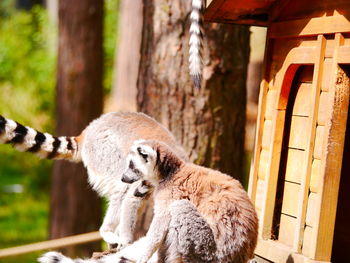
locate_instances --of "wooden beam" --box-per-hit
[311,33,350,261]
[293,34,326,253]
[0,232,101,258]
[269,15,350,38]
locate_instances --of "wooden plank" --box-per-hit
[259,110,286,239]
[288,116,310,150]
[255,179,266,216]
[248,79,270,204]
[321,58,332,92]
[255,238,322,263]
[317,92,330,126]
[262,120,273,150]
[278,214,296,247]
[269,15,350,39]
[312,34,350,261]
[302,226,313,257]
[258,150,269,180]
[265,89,277,120]
[269,0,350,23]
[0,231,101,258]
[281,182,300,217]
[293,83,312,117]
[203,0,272,25]
[285,148,305,184]
[293,35,326,253]
[248,37,273,205]
[314,125,325,160]
[305,192,318,227]
[338,45,350,64]
[310,159,321,193]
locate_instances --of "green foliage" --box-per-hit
[0,6,56,198]
[0,2,119,261]
[104,0,119,94]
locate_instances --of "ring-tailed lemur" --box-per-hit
[0,112,188,248]
[39,140,258,263]
[189,0,205,89]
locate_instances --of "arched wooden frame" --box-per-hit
[249,33,350,262]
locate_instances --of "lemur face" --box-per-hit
[122,141,158,185]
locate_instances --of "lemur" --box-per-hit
[0,112,188,249]
[39,140,258,263]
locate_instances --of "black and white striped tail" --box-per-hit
[189,0,204,89]
[0,115,80,161]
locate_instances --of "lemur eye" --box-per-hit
[137,147,148,162]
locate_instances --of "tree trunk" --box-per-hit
[109,0,143,112]
[50,0,103,257]
[138,0,249,178]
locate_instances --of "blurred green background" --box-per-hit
[0,0,118,262]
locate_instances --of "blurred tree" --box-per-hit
[138,0,249,178]
[109,0,142,112]
[134,0,250,237]
[50,0,103,257]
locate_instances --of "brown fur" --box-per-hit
[150,142,258,263]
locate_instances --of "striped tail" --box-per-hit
[0,115,80,162]
[189,0,204,89]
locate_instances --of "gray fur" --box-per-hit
[38,200,215,263]
[168,200,216,263]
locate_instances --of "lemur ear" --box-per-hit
[137,146,149,162]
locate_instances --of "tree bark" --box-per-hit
[50,0,103,257]
[138,0,249,178]
[109,0,143,112]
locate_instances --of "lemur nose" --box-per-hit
[121,175,136,184]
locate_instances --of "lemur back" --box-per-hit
[0,112,188,248]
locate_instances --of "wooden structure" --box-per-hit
[204,1,350,262]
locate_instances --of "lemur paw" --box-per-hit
[38,252,74,263]
[134,181,152,198]
[100,230,121,245]
[117,256,135,263]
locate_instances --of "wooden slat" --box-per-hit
[262,120,273,150]
[313,125,325,160]
[279,214,297,247]
[293,35,326,252]
[312,33,350,261]
[288,116,310,150]
[338,45,350,64]
[317,92,330,126]
[285,148,305,184]
[281,182,300,217]
[321,58,332,92]
[265,89,277,120]
[258,150,269,180]
[248,79,270,204]
[269,15,350,39]
[255,179,266,216]
[310,159,321,193]
[248,38,273,206]
[255,238,320,263]
[305,192,318,227]
[259,110,286,239]
[0,231,101,258]
[302,226,313,257]
[293,83,312,117]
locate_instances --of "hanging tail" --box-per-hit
[189,0,204,89]
[0,115,81,162]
